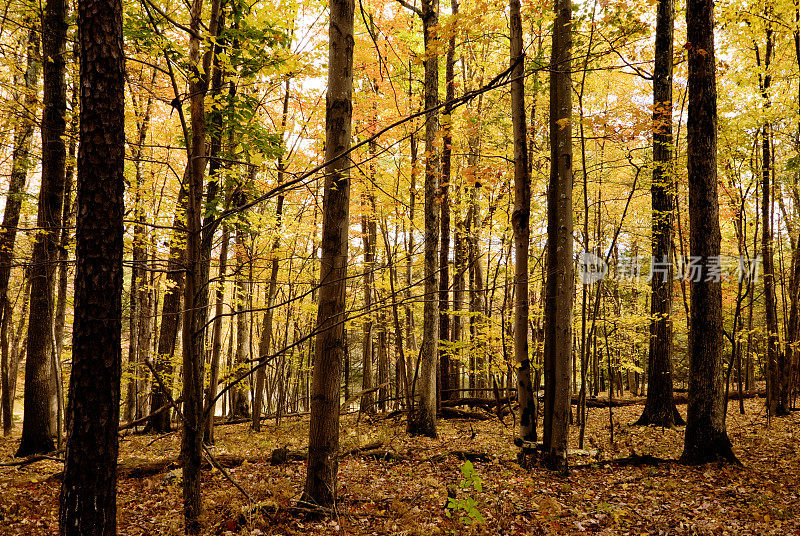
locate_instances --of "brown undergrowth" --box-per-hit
[1,398,798,535]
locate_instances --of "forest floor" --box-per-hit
[0,396,798,535]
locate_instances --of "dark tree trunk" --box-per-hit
[510,0,536,444]
[438,0,457,405]
[58,0,124,530]
[146,186,186,433]
[542,0,574,472]
[54,72,78,382]
[0,20,39,436]
[301,0,353,508]
[18,0,68,457]
[407,0,439,438]
[680,0,738,465]
[203,226,229,444]
[181,0,222,530]
[636,0,683,427]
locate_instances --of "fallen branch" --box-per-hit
[439,407,492,420]
[570,454,672,469]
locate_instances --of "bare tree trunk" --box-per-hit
[300,0,354,508]
[18,0,68,457]
[146,186,186,433]
[181,0,221,529]
[636,0,682,427]
[438,0,457,405]
[680,0,738,465]
[58,0,124,529]
[510,0,535,443]
[542,0,574,471]
[407,0,439,438]
[203,226,229,444]
[359,189,376,414]
[230,224,252,418]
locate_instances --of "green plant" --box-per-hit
[445,460,485,525]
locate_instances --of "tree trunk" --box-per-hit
[438,0,457,405]
[407,0,439,438]
[636,0,683,427]
[146,185,187,433]
[58,0,124,530]
[253,167,286,428]
[300,0,353,508]
[18,0,68,457]
[359,188,376,414]
[679,0,738,465]
[203,226,229,444]
[510,0,536,444]
[0,20,39,436]
[181,0,221,529]
[230,223,252,419]
[54,72,78,385]
[542,0,574,471]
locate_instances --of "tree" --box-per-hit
[181,0,222,530]
[438,0,458,405]
[542,0,574,471]
[636,0,683,428]
[0,16,40,436]
[407,0,440,438]
[17,0,68,458]
[58,0,124,531]
[301,0,354,508]
[510,0,536,443]
[679,0,738,465]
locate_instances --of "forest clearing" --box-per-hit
[2,398,798,535]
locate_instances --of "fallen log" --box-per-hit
[426,450,493,463]
[439,407,491,420]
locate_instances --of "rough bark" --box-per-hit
[407,0,439,438]
[18,0,68,457]
[510,0,536,444]
[58,0,124,530]
[542,0,574,471]
[300,0,353,508]
[679,0,738,465]
[636,0,683,427]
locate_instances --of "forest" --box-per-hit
[0,0,799,532]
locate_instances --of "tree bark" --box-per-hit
[543,0,574,471]
[181,0,222,529]
[301,0,353,508]
[18,0,68,457]
[59,0,124,530]
[407,0,439,438]
[679,0,738,465]
[636,0,683,427]
[510,0,536,444]
[203,226,229,444]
